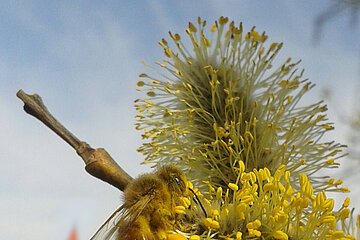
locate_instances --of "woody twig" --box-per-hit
[16,89,133,191]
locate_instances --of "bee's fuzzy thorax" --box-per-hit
[123,173,170,210]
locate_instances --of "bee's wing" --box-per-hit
[117,192,156,235]
[90,193,155,240]
[90,205,125,240]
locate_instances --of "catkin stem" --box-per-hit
[16,89,133,191]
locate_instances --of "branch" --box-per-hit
[16,89,133,191]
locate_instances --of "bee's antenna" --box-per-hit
[188,188,208,217]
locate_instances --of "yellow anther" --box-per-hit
[247,219,261,229]
[228,183,239,191]
[335,179,343,185]
[239,161,245,173]
[169,32,181,41]
[210,209,219,218]
[272,230,288,240]
[274,165,286,181]
[323,199,334,211]
[219,16,229,25]
[137,81,145,87]
[339,208,350,220]
[315,191,326,208]
[210,24,217,32]
[240,195,254,204]
[326,159,335,164]
[236,202,247,213]
[248,228,261,237]
[147,91,156,97]
[188,22,197,32]
[321,215,336,224]
[331,230,345,238]
[180,197,191,208]
[216,187,223,200]
[249,172,257,183]
[340,187,350,193]
[203,218,220,229]
[300,197,310,208]
[264,168,271,179]
[202,35,211,47]
[174,205,186,214]
[236,231,242,240]
[167,233,187,240]
[343,197,350,208]
[164,48,173,58]
[189,235,200,240]
[263,182,275,192]
[284,171,290,182]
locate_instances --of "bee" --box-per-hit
[91,164,189,240]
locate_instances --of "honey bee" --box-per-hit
[91,164,189,240]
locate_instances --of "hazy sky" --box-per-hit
[0,1,359,239]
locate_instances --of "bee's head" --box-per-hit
[156,164,188,195]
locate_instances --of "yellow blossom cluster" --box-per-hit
[135,17,347,197]
[183,162,353,239]
[135,16,355,239]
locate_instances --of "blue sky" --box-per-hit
[0,1,359,239]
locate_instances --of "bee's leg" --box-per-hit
[155,229,168,240]
[149,208,175,239]
[122,216,155,240]
[158,208,175,225]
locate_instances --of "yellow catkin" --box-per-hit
[136,17,354,240]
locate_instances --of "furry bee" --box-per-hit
[91,165,189,240]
